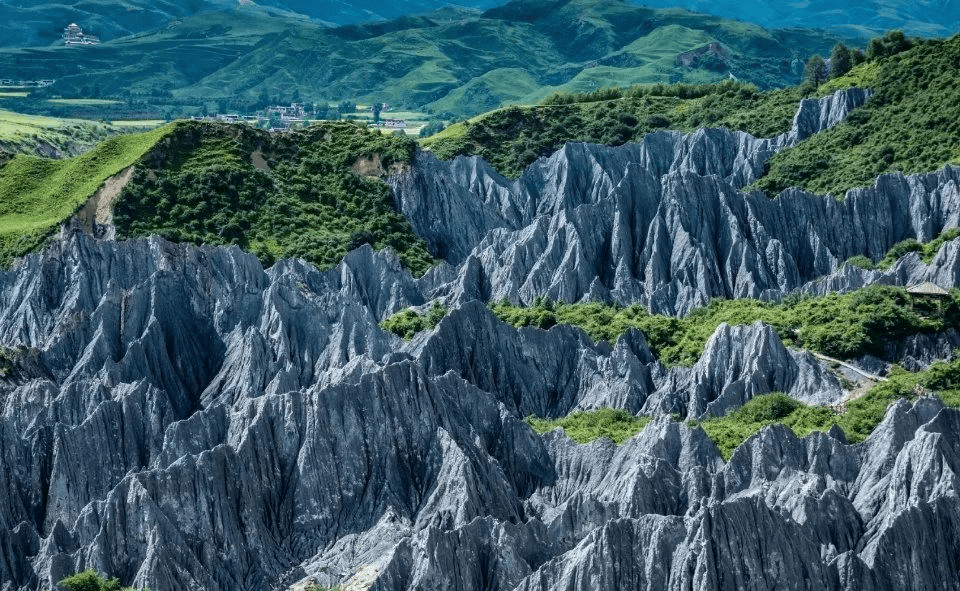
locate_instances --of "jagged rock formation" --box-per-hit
[396,88,960,314]
[0,233,957,591]
[411,303,843,418]
[2,86,960,591]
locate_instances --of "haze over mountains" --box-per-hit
[640,0,960,37]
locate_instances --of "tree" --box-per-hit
[805,54,828,87]
[59,569,142,591]
[830,43,852,79]
[851,48,866,67]
[372,102,383,124]
[337,100,356,119]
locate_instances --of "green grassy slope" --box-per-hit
[0,125,172,267]
[526,357,960,457]
[486,285,960,366]
[112,120,435,274]
[423,80,807,178]
[0,109,126,157]
[753,34,960,197]
[0,0,844,120]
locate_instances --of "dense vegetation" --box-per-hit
[113,120,435,275]
[754,33,960,197]
[0,125,171,268]
[380,301,448,339]
[488,285,960,366]
[692,357,960,458]
[844,228,960,270]
[425,81,808,178]
[528,356,960,458]
[59,570,142,591]
[525,408,651,445]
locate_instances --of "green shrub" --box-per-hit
[842,255,875,270]
[525,408,651,444]
[486,285,960,367]
[379,300,448,339]
[113,120,435,276]
[689,356,960,459]
[754,34,960,197]
[59,569,144,591]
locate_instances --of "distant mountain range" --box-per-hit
[0,0,844,118]
[0,0,503,47]
[2,0,958,49]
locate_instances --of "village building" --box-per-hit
[382,118,408,129]
[63,23,99,45]
[266,103,307,119]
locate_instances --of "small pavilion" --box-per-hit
[907,281,951,314]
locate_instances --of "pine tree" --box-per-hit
[830,43,852,78]
[805,54,827,87]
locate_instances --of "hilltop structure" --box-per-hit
[63,23,99,46]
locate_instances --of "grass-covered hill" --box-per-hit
[425,31,960,192]
[113,120,434,274]
[753,34,960,197]
[0,125,170,268]
[0,0,844,119]
[0,120,434,274]
[635,0,960,38]
[424,79,807,178]
[0,109,122,157]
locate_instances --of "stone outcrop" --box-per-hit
[0,233,957,591]
[2,86,959,591]
[396,88,960,315]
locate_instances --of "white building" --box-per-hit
[63,23,99,46]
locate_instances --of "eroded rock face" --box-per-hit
[3,87,960,591]
[396,88,960,315]
[0,234,957,591]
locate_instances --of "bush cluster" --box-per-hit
[488,284,960,366]
[113,120,435,275]
[691,356,960,458]
[530,354,960,459]
[379,300,448,339]
[426,81,807,178]
[524,408,651,445]
[842,228,960,270]
[59,570,143,591]
[754,34,960,197]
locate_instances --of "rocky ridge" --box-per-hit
[396,88,960,314]
[1,86,960,590]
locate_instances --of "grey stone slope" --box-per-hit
[396,88,960,315]
[1,232,958,591]
[409,302,843,419]
[4,85,960,591]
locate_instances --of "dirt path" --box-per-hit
[812,352,888,383]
